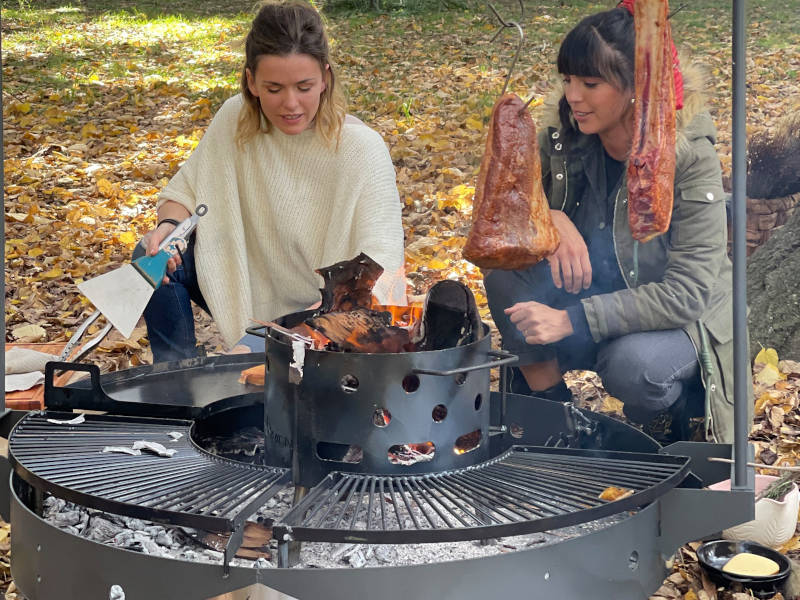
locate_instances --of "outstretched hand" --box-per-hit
[548,210,592,294]
[505,300,573,345]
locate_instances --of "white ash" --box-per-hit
[42,495,251,567]
[295,515,626,569]
[43,485,630,571]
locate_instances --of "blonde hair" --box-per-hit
[235,0,347,148]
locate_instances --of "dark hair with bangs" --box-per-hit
[556,7,635,140]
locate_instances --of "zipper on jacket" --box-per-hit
[611,187,630,289]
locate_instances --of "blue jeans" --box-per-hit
[485,262,702,423]
[136,236,209,363]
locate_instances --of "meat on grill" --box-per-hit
[627,0,677,242]
[462,93,559,270]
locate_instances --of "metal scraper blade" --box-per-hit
[77,264,155,339]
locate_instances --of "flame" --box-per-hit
[370,302,423,328]
[373,265,408,307]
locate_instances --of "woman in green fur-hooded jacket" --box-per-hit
[484,4,752,444]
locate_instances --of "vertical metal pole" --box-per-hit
[2,61,6,413]
[731,0,748,488]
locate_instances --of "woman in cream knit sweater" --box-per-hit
[139,1,405,362]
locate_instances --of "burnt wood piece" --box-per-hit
[306,308,412,353]
[315,252,384,313]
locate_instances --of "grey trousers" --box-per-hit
[485,263,702,422]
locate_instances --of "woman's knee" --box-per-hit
[597,332,697,411]
[596,342,652,401]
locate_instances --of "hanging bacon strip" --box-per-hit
[627,0,677,242]
[463,94,559,270]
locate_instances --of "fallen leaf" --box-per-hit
[11,323,47,341]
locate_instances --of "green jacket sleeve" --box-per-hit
[581,133,729,340]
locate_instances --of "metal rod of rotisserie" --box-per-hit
[487,1,525,97]
[731,0,748,490]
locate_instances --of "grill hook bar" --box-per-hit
[487,0,525,97]
[413,349,517,377]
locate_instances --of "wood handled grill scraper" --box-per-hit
[60,205,208,362]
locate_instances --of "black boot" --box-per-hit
[505,368,572,402]
[535,380,573,403]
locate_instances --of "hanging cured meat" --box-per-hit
[462,93,559,270]
[627,0,677,242]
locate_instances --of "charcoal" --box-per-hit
[139,539,163,556]
[111,531,137,548]
[347,548,367,569]
[203,549,224,561]
[43,496,67,515]
[155,530,174,547]
[119,517,147,531]
[85,516,124,542]
[51,510,84,527]
[373,546,398,564]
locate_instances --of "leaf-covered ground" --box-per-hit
[3,0,800,598]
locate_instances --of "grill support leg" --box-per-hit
[285,486,308,567]
[277,540,290,568]
[223,524,245,577]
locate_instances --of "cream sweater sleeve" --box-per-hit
[335,123,406,305]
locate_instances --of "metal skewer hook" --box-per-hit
[488,1,525,97]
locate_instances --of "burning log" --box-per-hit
[316,252,384,313]
[306,309,413,354]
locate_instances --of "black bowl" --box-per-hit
[697,540,791,598]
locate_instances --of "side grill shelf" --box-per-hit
[272,446,690,545]
[9,412,290,534]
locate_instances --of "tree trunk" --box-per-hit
[746,203,800,360]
